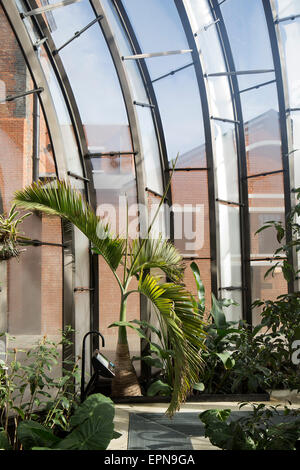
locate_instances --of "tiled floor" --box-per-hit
[108,400,300,450]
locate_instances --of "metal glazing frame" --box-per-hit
[175,0,218,298]
[263,0,295,294]
[209,0,252,323]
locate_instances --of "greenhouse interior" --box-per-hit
[0,0,300,453]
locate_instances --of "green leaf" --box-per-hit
[130,235,184,283]
[211,294,227,329]
[17,421,61,450]
[108,321,147,339]
[147,380,173,397]
[0,431,12,450]
[190,262,205,310]
[138,274,206,416]
[14,180,125,271]
[215,352,235,370]
[193,382,205,392]
[55,394,115,450]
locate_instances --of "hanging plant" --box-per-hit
[0,205,31,261]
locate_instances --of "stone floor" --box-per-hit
[107,399,300,451]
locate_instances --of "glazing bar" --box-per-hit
[151,62,194,83]
[210,116,240,124]
[87,151,137,157]
[245,169,284,180]
[133,100,155,109]
[165,167,208,172]
[205,69,274,77]
[122,49,193,60]
[275,14,300,24]
[0,87,43,103]
[20,0,82,17]
[67,171,90,182]
[194,18,220,36]
[53,15,103,54]
[239,79,276,94]
[216,198,244,207]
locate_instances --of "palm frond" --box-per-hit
[13,180,125,271]
[130,235,185,282]
[138,273,206,416]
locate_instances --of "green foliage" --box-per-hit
[0,204,31,260]
[16,394,117,451]
[200,403,300,450]
[0,328,83,450]
[255,187,300,282]
[190,262,300,395]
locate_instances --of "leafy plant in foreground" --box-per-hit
[199,403,300,450]
[0,328,81,449]
[0,394,120,451]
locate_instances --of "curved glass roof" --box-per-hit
[1,0,299,352]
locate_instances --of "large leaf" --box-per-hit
[147,380,172,397]
[17,421,61,450]
[137,273,206,416]
[130,235,185,282]
[55,394,115,450]
[190,262,205,311]
[215,352,236,370]
[14,180,124,271]
[0,431,12,450]
[211,294,227,329]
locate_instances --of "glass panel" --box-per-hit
[220,0,274,72]
[99,257,140,370]
[122,0,192,78]
[277,21,300,109]
[102,0,163,193]
[218,203,242,288]
[92,154,138,238]
[184,0,227,74]
[217,202,242,322]
[214,121,239,203]
[182,259,212,313]
[238,73,276,93]
[153,63,205,164]
[275,0,300,17]
[248,174,285,258]
[251,264,288,326]
[171,171,210,259]
[291,114,300,188]
[42,0,131,154]
[0,7,63,350]
[241,84,282,176]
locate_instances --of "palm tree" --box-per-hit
[13,176,206,416]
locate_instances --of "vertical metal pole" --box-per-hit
[32,89,40,181]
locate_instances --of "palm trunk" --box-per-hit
[111,298,142,397]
